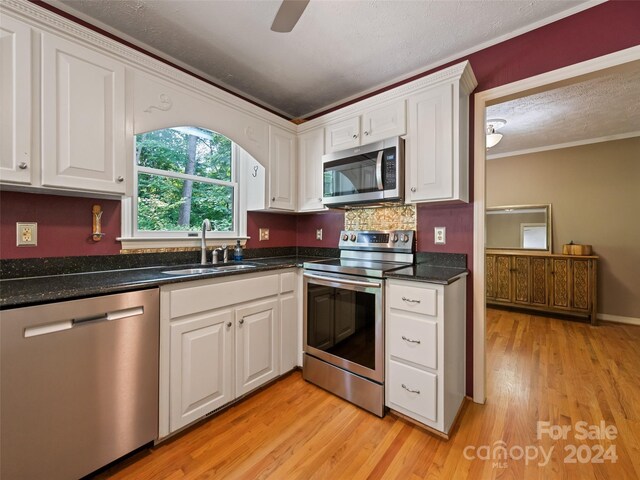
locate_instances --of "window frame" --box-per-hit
[119,129,247,250]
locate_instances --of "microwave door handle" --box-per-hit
[375,150,384,190]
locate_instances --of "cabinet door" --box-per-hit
[485,254,496,300]
[170,309,234,432]
[530,257,549,306]
[334,290,356,344]
[268,126,296,210]
[307,286,334,350]
[325,116,360,153]
[571,259,591,312]
[513,256,530,304]
[494,255,513,302]
[41,33,126,194]
[550,258,570,309]
[297,128,325,212]
[362,100,406,144]
[0,15,32,184]
[406,83,454,202]
[236,298,280,397]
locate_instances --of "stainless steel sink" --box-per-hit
[162,264,259,275]
[162,267,218,275]
[212,264,257,271]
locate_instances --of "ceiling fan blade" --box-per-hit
[271,0,310,33]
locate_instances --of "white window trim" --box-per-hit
[119,137,248,250]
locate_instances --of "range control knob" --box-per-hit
[401,234,409,243]
[342,233,349,241]
[350,234,357,242]
[391,234,399,243]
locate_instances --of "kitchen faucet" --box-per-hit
[200,219,212,264]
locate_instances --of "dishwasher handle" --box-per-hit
[24,306,144,338]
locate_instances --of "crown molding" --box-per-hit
[0,0,296,132]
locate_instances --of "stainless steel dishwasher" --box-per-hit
[0,288,159,480]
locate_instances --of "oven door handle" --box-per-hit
[375,150,384,190]
[303,272,381,289]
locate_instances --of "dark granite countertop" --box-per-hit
[385,264,468,285]
[0,256,328,309]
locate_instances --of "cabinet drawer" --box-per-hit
[388,283,437,316]
[388,312,437,369]
[388,360,437,422]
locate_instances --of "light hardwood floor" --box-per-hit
[96,309,640,479]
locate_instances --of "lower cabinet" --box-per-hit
[159,270,298,438]
[385,276,467,437]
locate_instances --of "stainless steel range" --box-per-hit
[302,229,415,416]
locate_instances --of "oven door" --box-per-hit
[303,271,384,383]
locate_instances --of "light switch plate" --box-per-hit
[259,228,270,241]
[17,222,38,246]
[434,226,446,245]
[316,229,323,240]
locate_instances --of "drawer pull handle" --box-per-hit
[402,297,421,304]
[401,335,421,344]
[401,384,420,395]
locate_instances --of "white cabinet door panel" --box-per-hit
[325,116,360,153]
[406,83,454,202]
[362,100,406,144]
[0,15,32,184]
[236,298,279,396]
[388,312,438,370]
[170,309,233,432]
[297,128,325,211]
[388,359,438,422]
[41,33,126,194]
[268,126,296,210]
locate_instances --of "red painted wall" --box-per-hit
[296,210,345,248]
[0,191,121,258]
[245,211,297,249]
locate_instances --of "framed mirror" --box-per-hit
[486,204,552,252]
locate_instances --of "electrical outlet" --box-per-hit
[434,226,446,245]
[259,228,270,241]
[17,222,38,246]
[316,228,323,240]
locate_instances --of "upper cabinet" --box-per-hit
[405,62,476,203]
[297,127,325,212]
[268,126,296,211]
[41,33,126,194]
[324,100,406,153]
[0,14,32,185]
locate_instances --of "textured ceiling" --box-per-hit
[486,61,640,157]
[43,0,594,119]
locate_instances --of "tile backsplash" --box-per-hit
[344,205,416,231]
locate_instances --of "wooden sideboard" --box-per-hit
[486,251,598,324]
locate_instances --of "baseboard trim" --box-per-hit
[598,313,640,326]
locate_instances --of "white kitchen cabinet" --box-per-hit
[159,270,298,438]
[41,32,126,194]
[169,309,234,432]
[405,62,475,203]
[324,100,406,153]
[235,298,279,396]
[385,276,467,437]
[0,14,32,185]
[297,127,325,212]
[268,125,296,210]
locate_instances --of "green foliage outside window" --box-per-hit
[135,127,235,232]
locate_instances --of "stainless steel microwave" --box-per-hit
[322,137,404,208]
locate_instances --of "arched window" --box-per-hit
[133,126,237,237]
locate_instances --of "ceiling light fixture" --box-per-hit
[486,118,507,149]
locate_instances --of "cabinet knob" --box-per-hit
[18,162,28,170]
[352,134,358,139]
[117,176,124,183]
[410,187,416,192]
[318,198,323,202]
[364,131,369,136]
[271,197,276,202]
[226,322,232,328]
[239,319,244,325]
